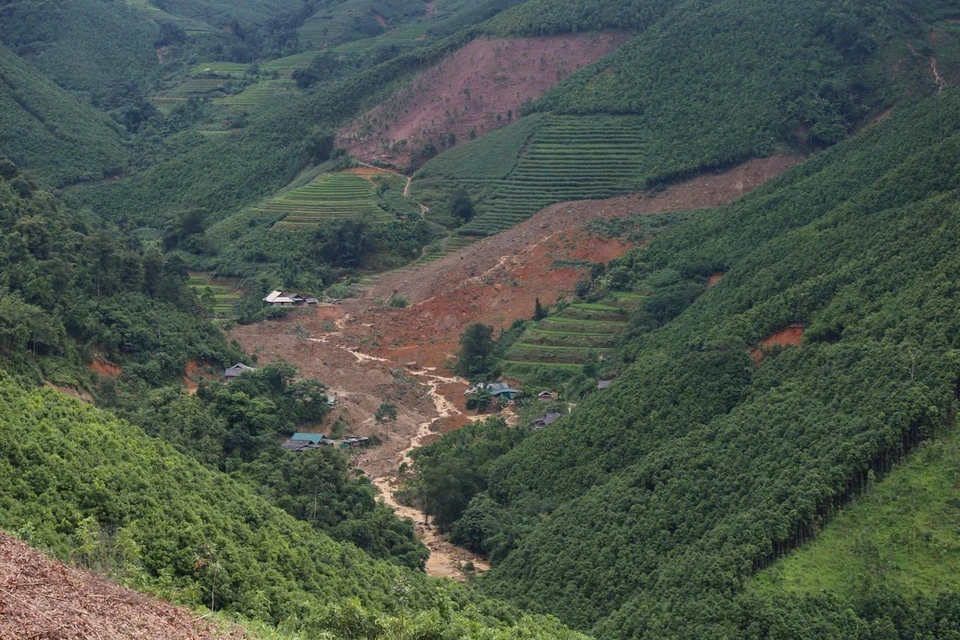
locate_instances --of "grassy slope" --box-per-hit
[749,428,960,598]
[0,372,584,638]
[0,44,128,186]
[459,90,960,638]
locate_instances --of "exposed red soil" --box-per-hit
[707,273,725,287]
[88,358,122,377]
[183,360,217,394]
[750,325,804,365]
[337,33,628,170]
[356,154,801,368]
[230,153,802,578]
[371,11,388,27]
[424,0,436,17]
[0,533,243,640]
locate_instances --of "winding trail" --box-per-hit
[371,366,490,579]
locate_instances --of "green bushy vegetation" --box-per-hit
[0,45,129,186]
[0,371,585,638]
[749,428,960,600]
[399,91,960,637]
[0,156,239,387]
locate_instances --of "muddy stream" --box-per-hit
[371,366,490,579]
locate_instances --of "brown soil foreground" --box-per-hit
[0,533,242,640]
[337,33,628,169]
[230,154,801,579]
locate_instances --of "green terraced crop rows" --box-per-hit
[414,234,482,265]
[505,298,631,371]
[426,114,648,236]
[125,0,214,35]
[213,79,297,110]
[263,173,394,228]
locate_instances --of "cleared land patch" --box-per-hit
[337,34,627,170]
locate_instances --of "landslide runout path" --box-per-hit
[231,154,801,578]
[0,533,242,640]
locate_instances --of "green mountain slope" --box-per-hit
[749,427,960,599]
[414,0,955,235]
[407,90,960,638]
[0,44,128,186]
[0,0,160,103]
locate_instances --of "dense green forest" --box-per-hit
[0,44,129,186]
[400,90,960,638]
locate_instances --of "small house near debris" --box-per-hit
[597,379,613,390]
[465,381,521,400]
[340,436,371,449]
[224,363,256,380]
[282,432,336,452]
[263,290,319,306]
[531,411,562,431]
[538,391,557,401]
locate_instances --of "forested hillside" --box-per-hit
[0,372,585,638]
[0,0,160,103]
[0,45,129,186]
[404,90,960,638]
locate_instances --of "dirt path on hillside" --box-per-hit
[230,153,801,578]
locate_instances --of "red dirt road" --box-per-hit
[0,533,243,640]
[337,34,628,169]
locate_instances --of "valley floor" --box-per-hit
[228,154,799,577]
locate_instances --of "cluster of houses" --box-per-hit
[263,290,320,306]
[281,432,370,452]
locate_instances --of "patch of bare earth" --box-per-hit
[0,533,244,640]
[336,33,628,170]
[750,325,805,365]
[230,154,801,579]
[88,358,122,377]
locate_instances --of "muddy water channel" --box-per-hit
[371,367,490,580]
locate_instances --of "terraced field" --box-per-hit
[213,79,297,110]
[504,297,640,374]
[188,273,240,319]
[125,0,214,35]
[458,116,646,235]
[264,172,394,229]
[153,78,228,106]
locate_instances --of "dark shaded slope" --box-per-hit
[0,44,128,186]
